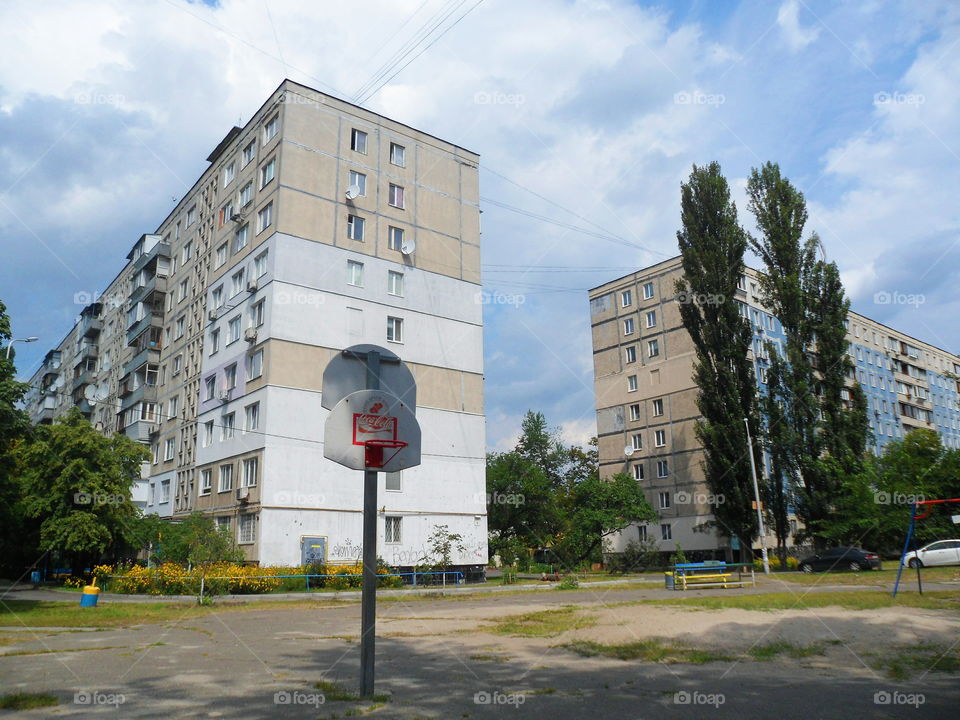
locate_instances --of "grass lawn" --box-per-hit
[0,692,58,711]
[629,590,960,612]
[489,606,597,637]
[770,567,959,585]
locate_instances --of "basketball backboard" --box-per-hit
[321,344,417,410]
[324,389,421,472]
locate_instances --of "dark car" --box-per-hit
[798,547,882,573]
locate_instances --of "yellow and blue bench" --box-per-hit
[668,562,754,590]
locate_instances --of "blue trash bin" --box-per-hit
[30,571,41,585]
[80,585,100,607]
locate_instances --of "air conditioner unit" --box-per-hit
[247,279,258,292]
[237,487,250,502]
[218,389,232,402]
[244,327,258,342]
[230,213,244,223]
[208,309,219,321]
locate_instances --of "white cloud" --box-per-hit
[776,0,821,52]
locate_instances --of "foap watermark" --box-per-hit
[74,492,125,506]
[276,290,325,308]
[74,690,126,708]
[74,91,124,107]
[674,91,725,107]
[273,491,326,506]
[473,690,526,707]
[676,290,725,306]
[477,491,525,507]
[674,491,725,507]
[874,491,924,506]
[873,290,924,308]
[274,690,325,707]
[473,91,525,107]
[874,690,925,708]
[873,91,925,107]
[475,290,525,307]
[674,690,725,708]
[73,290,125,309]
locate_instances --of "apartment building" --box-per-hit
[589,256,960,555]
[24,80,487,571]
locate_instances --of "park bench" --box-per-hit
[667,562,755,590]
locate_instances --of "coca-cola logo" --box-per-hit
[354,397,396,439]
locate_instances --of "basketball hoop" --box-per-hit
[364,439,409,469]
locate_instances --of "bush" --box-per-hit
[669,543,687,566]
[607,540,661,574]
[751,556,800,571]
[557,575,580,590]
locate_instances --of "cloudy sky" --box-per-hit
[1,0,958,451]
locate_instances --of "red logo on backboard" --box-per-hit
[352,398,398,444]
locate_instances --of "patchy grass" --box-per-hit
[489,607,596,637]
[773,567,959,586]
[630,590,960,612]
[871,643,960,680]
[313,679,390,704]
[562,638,735,664]
[468,653,510,662]
[1,645,129,658]
[0,692,59,710]
[748,640,826,660]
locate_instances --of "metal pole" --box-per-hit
[744,418,770,574]
[359,350,381,698]
[892,504,916,598]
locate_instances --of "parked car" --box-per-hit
[901,540,960,569]
[798,547,882,573]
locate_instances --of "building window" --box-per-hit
[385,471,402,491]
[248,349,263,379]
[175,316,185,339]
[234,223,249,253]
[210,328,221,355]
[655,429,666,447]
[245,402,260,431]
[385,515,402,543]
[388,226,404,251]
[239,181,253,207]
[231,269,246,296]
[390,142,405,166]
[623,318,635,335]
[225,363,237,389]
[200,469,212,495]
[621,290,632,307]
[182,240,193,262]
[223,161,236,187]
[222,464,238,496]
[222,413,236,440]
[347,214,365,241]
[238,514,256,543]
[661,523,672,541]
[629,403,641,421]
[349,170,366,196]
[205,375,216,400]
[254,250,268,277]
[387,316,403,343]
[164,437,176,461]
[263,114,279,142]
[633,464,644,480]
[648,339,660,358]
[168,394,179,419]
[346,260,364,287]
[632,433,642,450]
[625,346,636,364]
[186,205,197,226]
[177,279,188,302]
[242,139,256,167]
[250,299,265,327]
[643,282,654,299]
[350,127,368,152]
[659,491,670,509]
[638,525,648,541]
[216,516,231,532]
[160,479,170,504]
[646,310,657,328]
[242,457,258,488]
[627,375,638,392]
[173,354,183,375]
[203,420,214,447]
[228,317,241,344]
[215,243,228,268]
[388,270,404,296]
[256,203,273,233]
[652,398,664,416]
[657,460,669,478]
[388,183,405,209]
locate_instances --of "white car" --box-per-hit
[901,539,960,568]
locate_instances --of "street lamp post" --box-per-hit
[744,417,770,574]
[5,336,39,360]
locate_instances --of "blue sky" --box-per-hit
[1,0,958,449]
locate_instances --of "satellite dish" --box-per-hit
[96,382,110,401]
[84,384,99,404]
[624,446,635,457]
[400,238,416,255]
[345,184,361,200]
[53,376,64,390]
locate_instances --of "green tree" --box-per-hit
[674,162,762,560]
[485,450,555,566]
[16,410,150,573]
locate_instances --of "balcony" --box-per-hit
[118,373,133,398]
[126,313,164,346]
[78,313,103,338]
[124,418,158,442]
[124,346,160,376]
[36,395,58,423]
[121,383,158,410]
[128,274,169,306]
[77,343,99,363]
[72,368,97,390]
[132,240,171,273]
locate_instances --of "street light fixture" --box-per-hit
[5,336,39,360]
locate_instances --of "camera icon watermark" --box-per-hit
[674,91,725,107]
[74,690,126,707]
[477,491,525,507]
[473,690,526,706]
[674,690,725,707]
[74,492,125,506]
[74,91,124,107]
[674,491,725,506]
[676,290,725,305]
[273,491,326,506]
[873,491,924,506]
[873,91,924,106]
[274,690,325,706]
[73,290,125,309]
[874,690,924,707]
[872,290,925,308]
[275,290,325,307]
[475,290,525,307]
[473,91,525,107]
